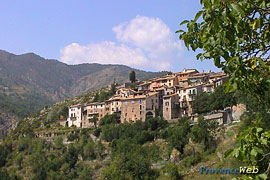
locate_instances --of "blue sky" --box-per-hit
[0,0,219,72]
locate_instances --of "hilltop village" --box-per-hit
[65,69,228,128]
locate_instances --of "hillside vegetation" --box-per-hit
[0,49,167,137]
[0,85,255,180]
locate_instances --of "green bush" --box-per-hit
[181,153,202,168]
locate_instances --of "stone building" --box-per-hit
[163,93,181,120]
[120,92,159,123]
[82,102,106,128]
[105,96,122,116]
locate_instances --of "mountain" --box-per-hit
[0,49,167,136]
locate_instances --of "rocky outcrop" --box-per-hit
[0,111,19,138]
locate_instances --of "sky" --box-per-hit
[0,0,220,72]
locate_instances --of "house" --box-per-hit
[105,95,122,116]
[82,102,106,128]
[149,75,178,91]
[120,92,159,123]
[202,83,215,94]
[175,68,198,82]
[115,87,136,98]
[209,72,228,87]
[67,104,84,128]
[163,93,181,120]
[176,84,203,116]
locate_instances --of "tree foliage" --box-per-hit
[129,71,136,83]
[192,85,237,114]
[225,125,270,179]
[99,114,120,126]
[190,116,218,149]
[178,0,270,109]
[178,1,270,179]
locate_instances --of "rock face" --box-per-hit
[232,104,246,122]
[0,111,18,138]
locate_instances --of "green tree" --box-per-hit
[166,117,190,153]
[99,114,120,126]
[189,116,218,150]
[129,71,136,83]
[89,116,98,128]
[192,92,211,114]
[28,146,48,180]
[178,0,270,109]
[45,109,58,125]
[0,145,9,168]
[77,167,93,180]
[225,125,270,179]
[178,1,270,178]
[83,142,96,160]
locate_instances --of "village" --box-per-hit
[64,68,239,128]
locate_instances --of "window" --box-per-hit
[166,108,168,111]
[132,100,135,104]
[125,100,128,104]
[139,99,143,103]
[112,108,114,112]
[140,105,142,110]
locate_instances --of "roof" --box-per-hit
[151,75,176,82]
[163,93,178,98]
[69,104,82,108]
[188,75,206,79]
[181,84,203,90]
[209,72,227,78]
[106,96,121,102]
[122,92,158,100]
[86,102,105,106]
[203,83,214,87]
[124,95,146,100]
[154,87,165,91]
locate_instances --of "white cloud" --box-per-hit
[60,42,147,67]
[113,15,182,55]
[60,15,183,71]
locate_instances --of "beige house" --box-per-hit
[82,102,106,128]
[202,83,215,94]
[105,96,122,116]
[120,92,159,123]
